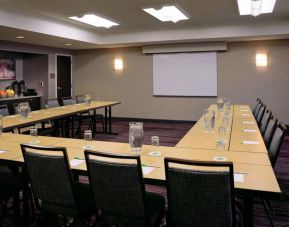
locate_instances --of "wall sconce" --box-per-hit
[114,58,123,71]
[256,53,267,67]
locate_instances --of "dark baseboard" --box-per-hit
[112,117,196,125]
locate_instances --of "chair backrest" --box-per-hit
[62,97,75,106]
[253,102,262,118]
[21,144,78,217]
[47,99,60,108]
[0,104,9,116]
[75,95,85,103]
[85,150,148,224]
[256,104,266,126]
[263,117,278,148]
[260,109,272,136]
[268,123,287,167]
[252,98,261,114]
[13,102,31,114]
[165,158,235,227]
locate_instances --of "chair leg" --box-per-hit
[262,199,275,227]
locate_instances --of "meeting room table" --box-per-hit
[0,103,281,227]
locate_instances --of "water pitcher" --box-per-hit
[129,122,144,153]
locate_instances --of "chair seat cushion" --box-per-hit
[73,182,95,218]
[0,166,23,200]
[145,192,165,226]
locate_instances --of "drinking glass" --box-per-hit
[84,95,92,106]
[83,130,93,149]
[151,136,159,151]
[129,122,144,153]
[203,109,210,132]
[18,102,29,119]
[217,98,224,112]
[29,127,39,144]
[216,126,226,151]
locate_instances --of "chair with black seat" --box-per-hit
[263,116,278,148]
[0,104,9,117]
[0,166,23,225]
[256,104,266,126]
[262,123,287,226]
[253,99,262,118]
[84,150,165,227]
[268,123,287,168]
[260,109,272,136]
[20,144,95,226]
[252,98,261,114]
[76,95,105,134]
[62,96,75,106]
[165,158,235,227]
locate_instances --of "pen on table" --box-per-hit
[74,157,84,160]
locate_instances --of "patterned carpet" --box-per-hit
[1,119,289,226]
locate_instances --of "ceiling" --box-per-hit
[0,0,288,49]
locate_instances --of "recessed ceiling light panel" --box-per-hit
[69,14,119,29]
[237,0,276,16]
[143,5,189,23]
[16,36,24,39]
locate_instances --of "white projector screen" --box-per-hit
[153,52,217,96]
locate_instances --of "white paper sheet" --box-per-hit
[242,129,257,133]
[242,140,259,145]
[234,173,245,183]
[242,121,254,124]
[241,114,250,117]
[0,149,7,154]
[240,109,249,112]
[70,159,85,167]
[142,166,155,175]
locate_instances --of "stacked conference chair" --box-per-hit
[21,144,95,226]
[85,150,166,227]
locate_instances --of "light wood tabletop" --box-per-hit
[2,101,121,130]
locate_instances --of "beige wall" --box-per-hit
[74,40,289,124]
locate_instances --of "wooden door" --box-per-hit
[57,55,71,100]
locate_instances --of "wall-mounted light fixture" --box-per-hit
[114,58,123,71]
[256,53,267,67]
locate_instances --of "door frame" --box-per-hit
[55,54,73,98]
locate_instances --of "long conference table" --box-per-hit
[0,102,281,226]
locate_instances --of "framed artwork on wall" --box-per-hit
[0,59,16,80]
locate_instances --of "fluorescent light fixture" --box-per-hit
[256,53,267,67]
[65,43,72,46]
[114,58,123,70]
[143,5,188,23]
[237,0,276,16]
[16,36,24,39]
[69,14,119,29]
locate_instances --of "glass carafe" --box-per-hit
[18,102,30,119]
[129,122,144,153]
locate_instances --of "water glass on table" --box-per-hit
[29,127,39,144]
[129,122,144,153]
[149,136,161,156]
[83,130,93,149]
[216,126,226,151]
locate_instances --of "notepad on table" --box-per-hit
[241,114,250,117]
[241,140,259,145]
[242,129,257,133]
[234,173,245,183]
[142,166,154,175]
[240,109,249,112]
[242,121,254,124]
[0,149,7,154]
[70,159,85,167]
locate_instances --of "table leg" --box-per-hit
[104,107,108,133]
[243,195,253,227]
